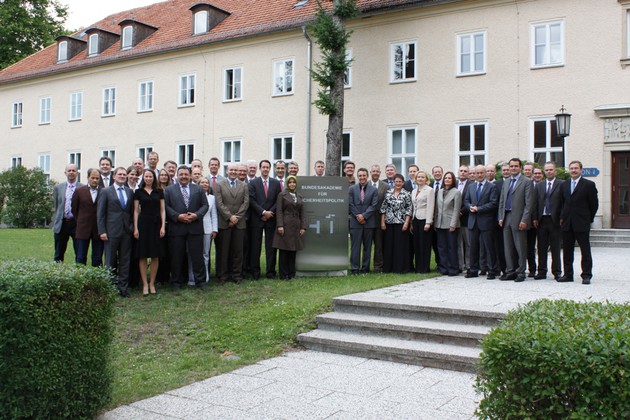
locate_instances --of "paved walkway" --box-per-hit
[102,248,629,419]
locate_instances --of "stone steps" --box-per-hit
[590,229,630,248]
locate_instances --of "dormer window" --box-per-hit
[88,34,99,56]
[55,35,86,63]
[117,19,157,50]
[121,26,133,49]
[194,11,208,34]
[57,41,68,62]
[190,4,230,36]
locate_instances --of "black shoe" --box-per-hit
[464,272,478,278]
[528,272,536,278]
[266,273,276,279]
[582,276,592,285]
[486,274,496,280]
[514,275,526,283]
[534,274,546,280]
[119,289,130,298]
[480,270,487,276]
[557,276,574,283]
[500,273,517,281]
[554,274,561,281]
[252,274,260,281]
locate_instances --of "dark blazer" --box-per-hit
[214,178,249,229]
[533,179,564,226]
[98,173,114,189]
[403,179,414,192]
[248,177,281,228]
[52,181,84,233]
[272,190,307,252]
[371,180,390,210]
[458,179,473,225]
[164,183,208,236]
[349,183,379,229]
[560,177,598,232]
[97,184,133,238]
[72,186,100,240]
[463,181,499,231]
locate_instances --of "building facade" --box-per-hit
[1,0,629,228]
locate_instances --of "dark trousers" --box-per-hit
[156,236,170,285]
[53,219,77,262]
[562,229,593,279]
[105,235,132,293]
[170,234,205,287]
[350,227,374,273]
[218,227,245,282]
[250,225,277,278]
[412,218,432,273]
[537,216,561,277]
[383,224,410,273]
[372,227,384,272]
[432,229,440,268]
[494,224,506,274]
[279,249,297,279]
[526,227,537,274]
[437,228,459,275]
[76,237,104,267]
[469,227,497,275]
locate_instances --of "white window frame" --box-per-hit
[11,156,22,168]
[341,131,352,174]
[271,135,293,162]
[222,139,242,174]
[11,101,23,128]
[344,49,352,88]
[39,96,52,125]
[101,149,116,166]
[138,80,154,112]
[179,73,196,107]
[530,117,564,167]
[38,154,51,181]
[457,31,486,76]
[121,26,133,49]
[137,146,153,163]
[68,151,82,182]
[102,87,116,117]
[69,91,83,121]
[388,126,417,176]
[390,41,417,83]
[626,9,630,59]
[58,41,68,62]
[223,66,242,102]
[177,143,195,165]
[88,33,99,56]
[530,20,564,68]
[272,59,294,96]
[455,121,488,168]
[194,10,208,35]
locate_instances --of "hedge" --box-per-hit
[475,299,630,419]
[0,260,117,419]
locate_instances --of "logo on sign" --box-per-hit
[581,167,599,177]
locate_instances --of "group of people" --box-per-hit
[347,159,599,286]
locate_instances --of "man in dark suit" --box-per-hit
[463,165,499,279]
[206,157,224,191]
[98,156,114,189]
[215,163,249,284]
[498,158,534,282]
[559,160,599,284]
[523,162,538,277]
[97,167,134,296]
[52,163,83,262]
[72,168,103,266]
[430,165,444,269]
[248,159,281,279]
[457,165,473,272]
[349,168,379,274]
[164,166,209,289]
[532,161,564,280]
[369,164,390,273]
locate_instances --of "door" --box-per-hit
[612,151,630,228]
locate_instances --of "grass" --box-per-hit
[0,229,436,409]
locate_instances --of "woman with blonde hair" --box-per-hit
[411,170,435,273]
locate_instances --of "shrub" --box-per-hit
[0,260,117,419]
[475,299,630,419]
[0,166,54,227]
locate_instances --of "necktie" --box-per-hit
[280,179,284,190]
[118,187,126,208]
[476,182,482,201]
[505,178,516,211]
[64,184,74,218]
[571,180,576,194]
[263,180,268,198]
[103,177,109,188]
[360,186,365,203]
[212,176,216,190]
[182,186,189,208]
[544,182,552,214]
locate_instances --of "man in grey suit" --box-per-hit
[349,168,379,274]
[97,167,134,297]
[369,164,390,273]
[498,158,534,282]
[53,164,83,262]
[206,157,224,191]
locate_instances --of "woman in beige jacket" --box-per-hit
[411,170,435,273]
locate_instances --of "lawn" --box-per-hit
[0,228,435,409]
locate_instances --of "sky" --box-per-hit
[64,0,158,30]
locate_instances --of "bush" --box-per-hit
[0,260,117,419]
[475,299,630,419]
[0,166,53,227]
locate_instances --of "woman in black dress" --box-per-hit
[133,169,166,295]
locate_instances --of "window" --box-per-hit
[627,10,630,58]
[457,122,487,167]
[194,10,208,34]
[179,74,196,106]
[344,49,352,88]
[69,92,83,120]
[177,143,195,165]
[138,81,154,112]
[531,118,564,167]
[341,132,352,174]
[11,102,23,128]
[102,87,116,116]
[58,41,68,62]
[531,21,564,68]
[11,156,22,168]
[68,152,82,182]
[39,97,52,124]
[122,26,133,49]
[101,149,116,166]
[38,154,51,181]
[389,127,416,175]
[273,59,294,96]
[137,146,153,163]
[391,41,416,82]
[224,67,242,101]
[88,33,99,56]
[457,31,486,76]
[271,136,293,161]
[222,139,242,174]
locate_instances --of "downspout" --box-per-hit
[302,26,313,175]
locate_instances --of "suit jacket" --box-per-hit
[97,184,133,238]
[98,173,114,189]
[52,181,84,233]
[403,179,414,192]
[533,179,564,226]
[349,183,379,229]
[248,177,281,228]
[202,193,219,234]
[498,175,534,229]
[214,178,249,229]
[164,183,208,236]
[560,177,598,232]
[72,185,100,240]
[411,185,435,224]
[435,188,462,230]
[458,179,473,226]
[463,181,499,231]
[370,180,390,211]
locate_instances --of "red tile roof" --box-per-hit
[0,0,448,85]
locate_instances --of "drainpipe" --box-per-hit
[302,26,313,175]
